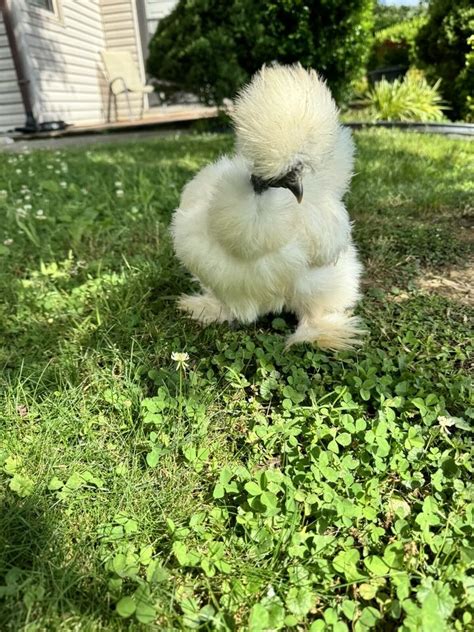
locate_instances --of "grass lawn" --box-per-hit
[0,129,472,631]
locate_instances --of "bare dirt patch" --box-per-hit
[417,264,473,306]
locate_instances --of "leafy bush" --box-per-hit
[369,15,427,71]
[362,70,447,122]
[147,0,375,106]
[416,0,474,120]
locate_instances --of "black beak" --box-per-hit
[251,169,303,203]
[284,176,303,204]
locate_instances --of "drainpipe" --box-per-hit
[135,0,149,64]
[0,0,38,131]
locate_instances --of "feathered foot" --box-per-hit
[286,312,365,351]
[178,293,231,325]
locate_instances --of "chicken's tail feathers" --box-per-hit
[285,312,366,351]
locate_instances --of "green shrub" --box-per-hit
[363,71,447,122]
[416,0,474,120]
[369,15,427,70]
[147,0,375,106]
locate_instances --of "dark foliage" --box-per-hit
[369,16,426,72]
[147,0,375,105]
[416,0,474,120]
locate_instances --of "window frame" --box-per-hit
[27,0,63,22]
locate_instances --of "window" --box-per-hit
[27,0,62,21]
[28,0,54,11]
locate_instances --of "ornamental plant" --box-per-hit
[363,70,447,122]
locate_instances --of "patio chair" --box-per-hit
[101,50,154,122]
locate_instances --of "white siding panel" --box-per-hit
[29,9,104,33]
[101,0,132,7]
[0,93,24,105]
[0,19,25,132]
[106,37,137,49]
[21,0,107,125]
[0,114,23,129]
[27,15,105,44]
[100,11,133,23]
[37,79,106,95]
[28,41,107,64]
[0,70,18,84]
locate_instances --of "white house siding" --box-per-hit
[100,0,148,119]
[17,0,107,126]
[0,19,26,132]
[145,0,177,40]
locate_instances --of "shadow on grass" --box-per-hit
[0,494,111,629]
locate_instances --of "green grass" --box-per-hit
[0,129,472,631]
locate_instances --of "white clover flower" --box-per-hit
[116,189,124,198]
[60,181,67,188]
[131,206,139,214]
[114,181,123,187]
[3,238,13,246]
[437,415,456,436]
[171,351,190,371]
[15,169,22,174]
[23,204,32,210]
[47,165,54,169]
[16,208,27,218]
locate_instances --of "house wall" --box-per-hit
[0,0,149,132]
[17,0,108,126]
[100,0,148,119]
[0,17,27,132]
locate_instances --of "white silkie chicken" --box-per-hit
[171,63,364,350]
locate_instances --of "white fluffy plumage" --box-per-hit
[232,64,339,180]
[172,63,364,350]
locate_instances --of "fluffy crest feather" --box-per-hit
[231,63,340,180]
